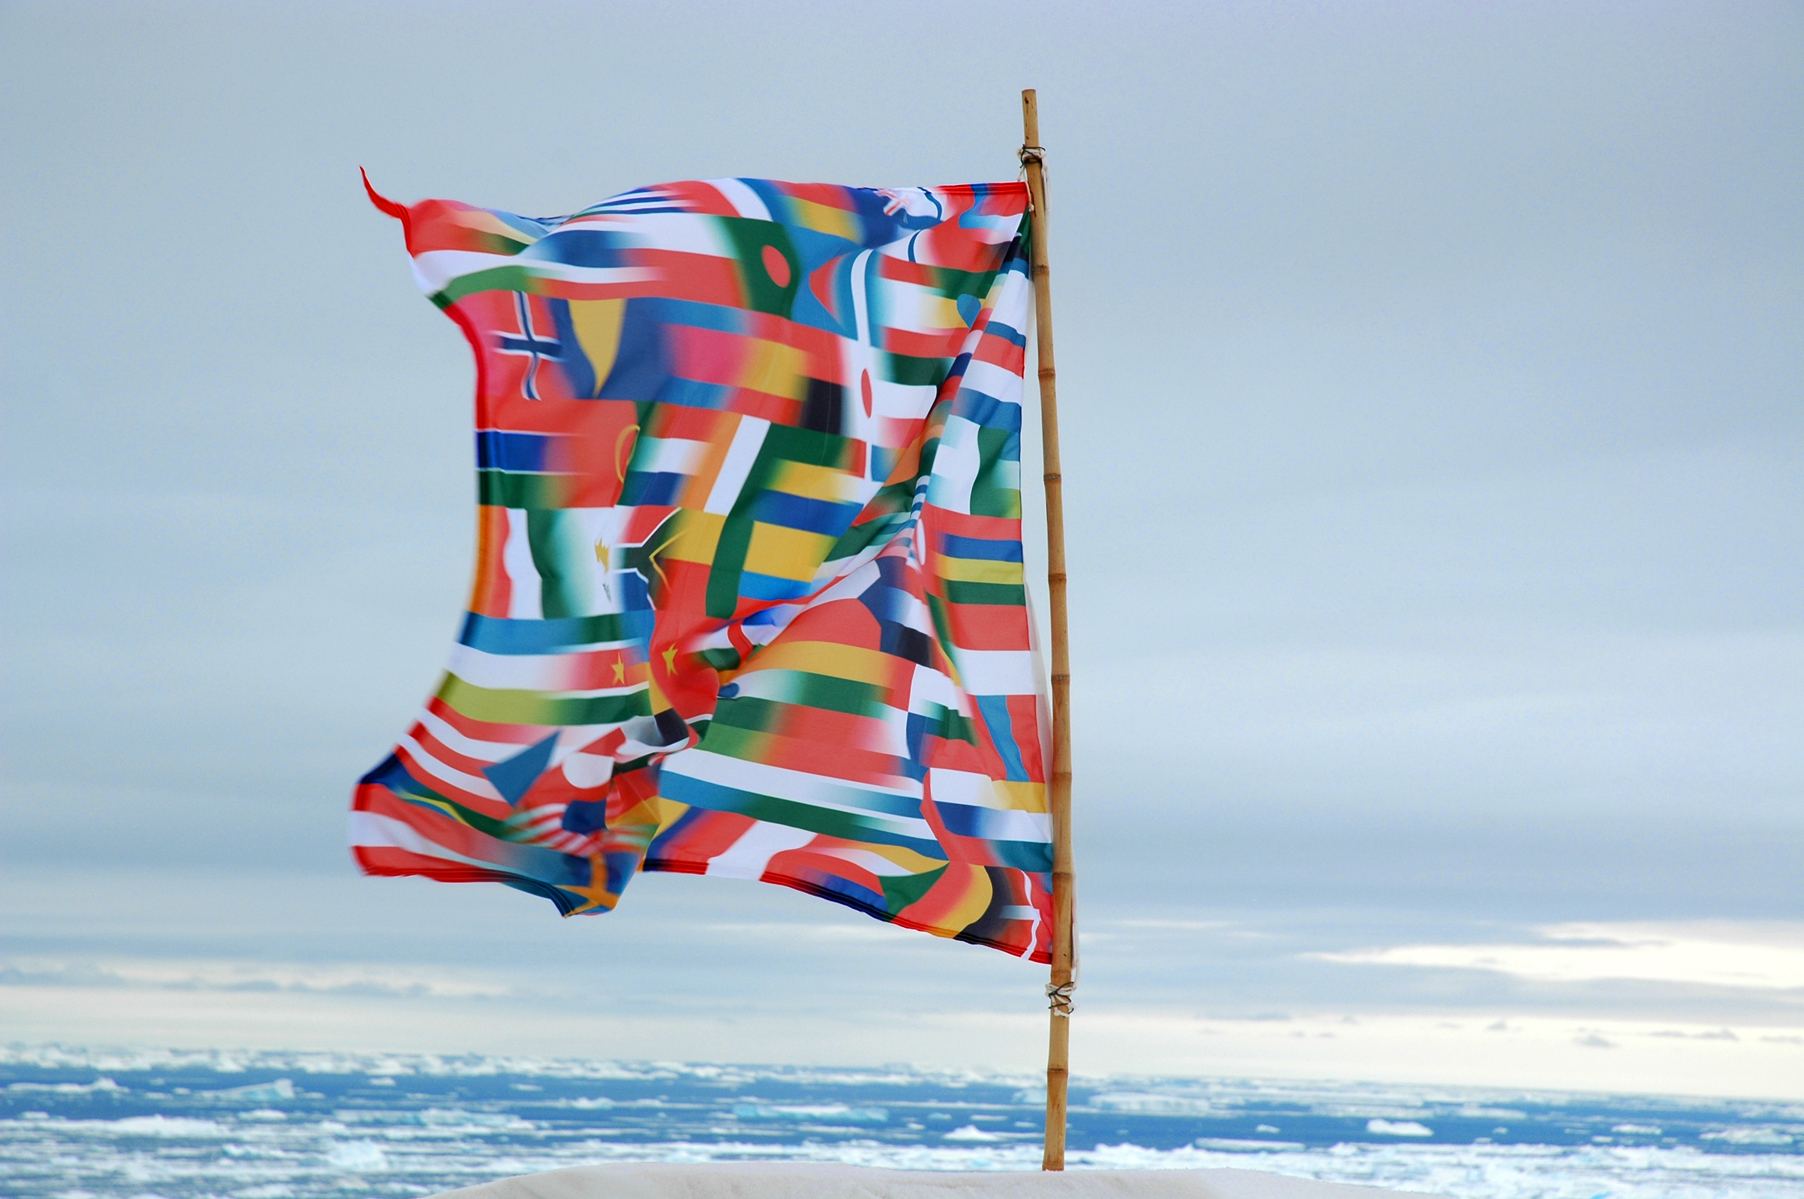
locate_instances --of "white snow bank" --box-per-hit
[437,1163,1444,1198]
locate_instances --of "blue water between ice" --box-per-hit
[2,1049,1799,1198]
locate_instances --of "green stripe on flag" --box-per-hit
[402,793,513,841]
[881,352,947,387]
[690,722,776,761]
[430,265,545,308]
[437,674,649,726]
[669,774,939,851]
[942,580,1027,606]
[760,672,891,719]
[478,470,572,510]
[880,864,948,915]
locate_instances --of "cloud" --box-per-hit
[1310,922,1804,991]
[0,958,514,1000]
[1,0,1801,1104]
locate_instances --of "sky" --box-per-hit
[2,1,1800,1099]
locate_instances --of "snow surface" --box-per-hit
[4,1046,1801,1198]
[439,1162,1432,1198]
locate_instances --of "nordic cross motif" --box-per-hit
[352,175,1054,960]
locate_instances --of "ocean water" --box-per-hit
[2,1047,1799,1199]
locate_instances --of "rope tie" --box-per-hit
[1017,146,1049,213]
[1045,981,1075,1017]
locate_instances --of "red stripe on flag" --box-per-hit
[661,181,743,217]
[425,696,559,746]
[973,336,1025,374]
[940,602,1031,652]
[776,182,859,212]
[646,807,757,867]
[1006,694,1047,781]
[883,327,969,359]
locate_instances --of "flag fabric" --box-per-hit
[352,174,1052,962]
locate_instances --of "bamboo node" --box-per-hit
[1051,673,1070,683]
[1043,472,1061,482]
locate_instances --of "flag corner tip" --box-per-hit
[361,167,408,220]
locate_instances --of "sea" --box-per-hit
[2,1047,1799,1199]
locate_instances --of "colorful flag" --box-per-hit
[352,175,1051,961]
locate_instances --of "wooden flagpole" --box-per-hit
[1020,88,1076,1173]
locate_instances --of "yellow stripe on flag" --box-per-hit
[771,460,868,503]
[661,511,726,565]
[749,639,899,688]
[992,780,1049,813]
[745,522,836,581]
[933,554,1024,585]
[738,338,809,399]
[788,198,861,241]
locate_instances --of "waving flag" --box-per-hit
[352,175,1051,961]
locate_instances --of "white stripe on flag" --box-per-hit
[398,734,505,802]
[503,508,541,619]
[417,708,514,765]
[704,822,816,879]
[960,360,1023,404]
[637,436,708,476]
[557,213,734,258]
[442,644,647,697]
[705,415,770,514]
[851,249,874,346]
[409,249,655,292]
[953,649,1037,696]
[351,811,483,865]
[708,178,772,222]
[924,415,981,515]
[663,749,930,836]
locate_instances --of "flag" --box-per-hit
[352,174,1052,961]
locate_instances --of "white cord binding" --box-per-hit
[1018,144,1048,202]
[1046,981,1075,1017]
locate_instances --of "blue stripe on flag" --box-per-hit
[975,694,1029,783]
[458,610,654,655]
[656,376,733,410]
[752,491,861,535]
[932,807,1053,872]
[737,572,815,602]
[620,471,688,506]
[640,297,748,334]
[986,320,1028,348]
[476,430,554,472]
[526,230,635,267]
[940,533,1022,562]
[951,389,1021,431]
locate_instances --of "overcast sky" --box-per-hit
[2,1,1799,1098]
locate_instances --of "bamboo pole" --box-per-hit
[1021,87,1076,1174]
